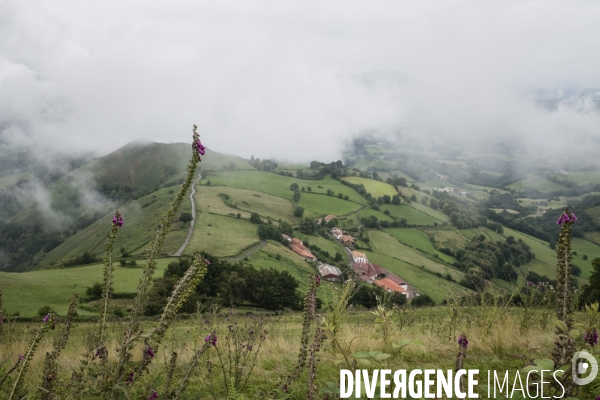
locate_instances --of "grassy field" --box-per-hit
[551,171,600,186]
[368,230,464,283]
[0,258,175,316]
[196,185,296,223]
[460,227,505,243]
[184,213,260,257]
[208,170,368,206]
[3,305,579,399]
[380,204,444,226]
[297,193,361,217]
[409,201,451,222]
[507,174,569,192]
[40,187,192,267]
[293,233,344,259]
[571,237,600,280]
[422,228,469,252]
[341,176,397,198]
[385,228,456,264]
[363,251,469,303]
[356,208,394,222]
[244,242,317,292]
[583,231,600,246]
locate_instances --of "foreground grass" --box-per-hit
[1,306,582,399]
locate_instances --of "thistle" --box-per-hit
[111,125,202,396]
[9,313,57,400]
[455,333,468,394]
[552,208,577,393]
[280,274,321,392]
[39,294,79,399]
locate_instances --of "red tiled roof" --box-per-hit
[341,235,355,242]
[374,278,406,293]
[290,244,316,259]
[384,273,408,286]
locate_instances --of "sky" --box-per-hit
[1,0,600,162]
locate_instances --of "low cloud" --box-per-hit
[1,0,600,162]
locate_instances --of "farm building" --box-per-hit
[289,238,317,261]
[340,235,355,248]
[331,227,343,239]
[373,278,408,298]
[353,262,384,280]
[317,264,343,282]
[351,251,368,263]
[281,234,292,242]
[317,215,337,225]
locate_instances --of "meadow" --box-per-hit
[385,228,456,264]
[0,259,175,317]
[341,177,397,198]
[3,303,583,399]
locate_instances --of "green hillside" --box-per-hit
[39,187,192,267]
[0,258,174,317]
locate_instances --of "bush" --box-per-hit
[179,212,193,222]
[411,294,435,307]
[250,212,262,224]
[37,305,56,317]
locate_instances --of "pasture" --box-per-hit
[385,228,456,264]
[380,204,444,226]
[0,259,175,317]
[341,176,397,198]
[184,214,260,258]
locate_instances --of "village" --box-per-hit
[282,214,419,300]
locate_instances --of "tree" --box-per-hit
[292,191,301,202]
[410,194,417,202]
[293,206,305,218]
[299,217,318,234]
[250,213,262,224]
[179,212,193,223]
[383,195,391,204]
[205,180,211,186]
[290,183,299,191]
[392,195,401,205]
[411,294,435,307]
[307,186,312,192]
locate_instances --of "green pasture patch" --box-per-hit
[460,227,505,243]
[368,230,464,282]
[507,175,569,192]
[583,231,600,246]
[385,228,456,264]
[196,185,295,224]
[341,177,397,198]
[571,238,600,280]
[0,258,174,317]
[363,252,469,304]
[379,204,443,226]
[422,228,468,252]
[41,188,192,266]
[408,202,451,223]
[185,214,260,257]
[297,193,361,217]
[490,208,520,214]
[551,171,600,186]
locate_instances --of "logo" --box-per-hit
[572,351,598,386]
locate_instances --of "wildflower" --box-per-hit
[147,391,158,400]
[557,211,576,225]
[195,139,206,156]
[205,259,211,265]
[112,214,124,227]
[458,334,469,349]
[145,345,155,358]
[205,334,217,346]
[19,355,25,361]
[527,281,534,287]
[126,372,134,386]
[43,314,50,323]
[584,329,598,347]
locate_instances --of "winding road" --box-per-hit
[172,174,202,256]
[225,239,268,262]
